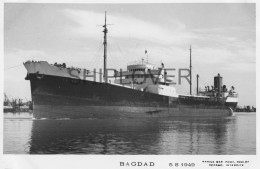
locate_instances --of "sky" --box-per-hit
[4,3,256,106]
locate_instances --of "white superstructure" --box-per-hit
[113,61,178,97]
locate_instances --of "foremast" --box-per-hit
[190,45,192,95]
[103,11,108,83]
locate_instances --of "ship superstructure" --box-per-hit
[113,61,178,98]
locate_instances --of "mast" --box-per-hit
[196,74,199,95]
[103,11,108,83]
[190,45,192,95]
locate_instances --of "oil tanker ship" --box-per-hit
[24,13,238,119]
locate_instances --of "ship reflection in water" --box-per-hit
[4,112,255,154]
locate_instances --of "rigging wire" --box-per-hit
[4,64,24,71]
[109,37,127,66]
[89,41,103,68]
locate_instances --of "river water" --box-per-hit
[3,112,256,154]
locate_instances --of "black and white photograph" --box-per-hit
[1,1,258,169]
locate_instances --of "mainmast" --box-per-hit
[103,11,108,83]
[190,45,192,95]
[196,74,199,95]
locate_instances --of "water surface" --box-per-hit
[3,112,256,154]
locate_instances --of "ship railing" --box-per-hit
[127,60,155,66]
[228,93,238,98]
[114,69,162,77]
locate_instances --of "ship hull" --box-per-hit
[26,74,236,119]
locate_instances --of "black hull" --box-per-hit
[26,74,237,119]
